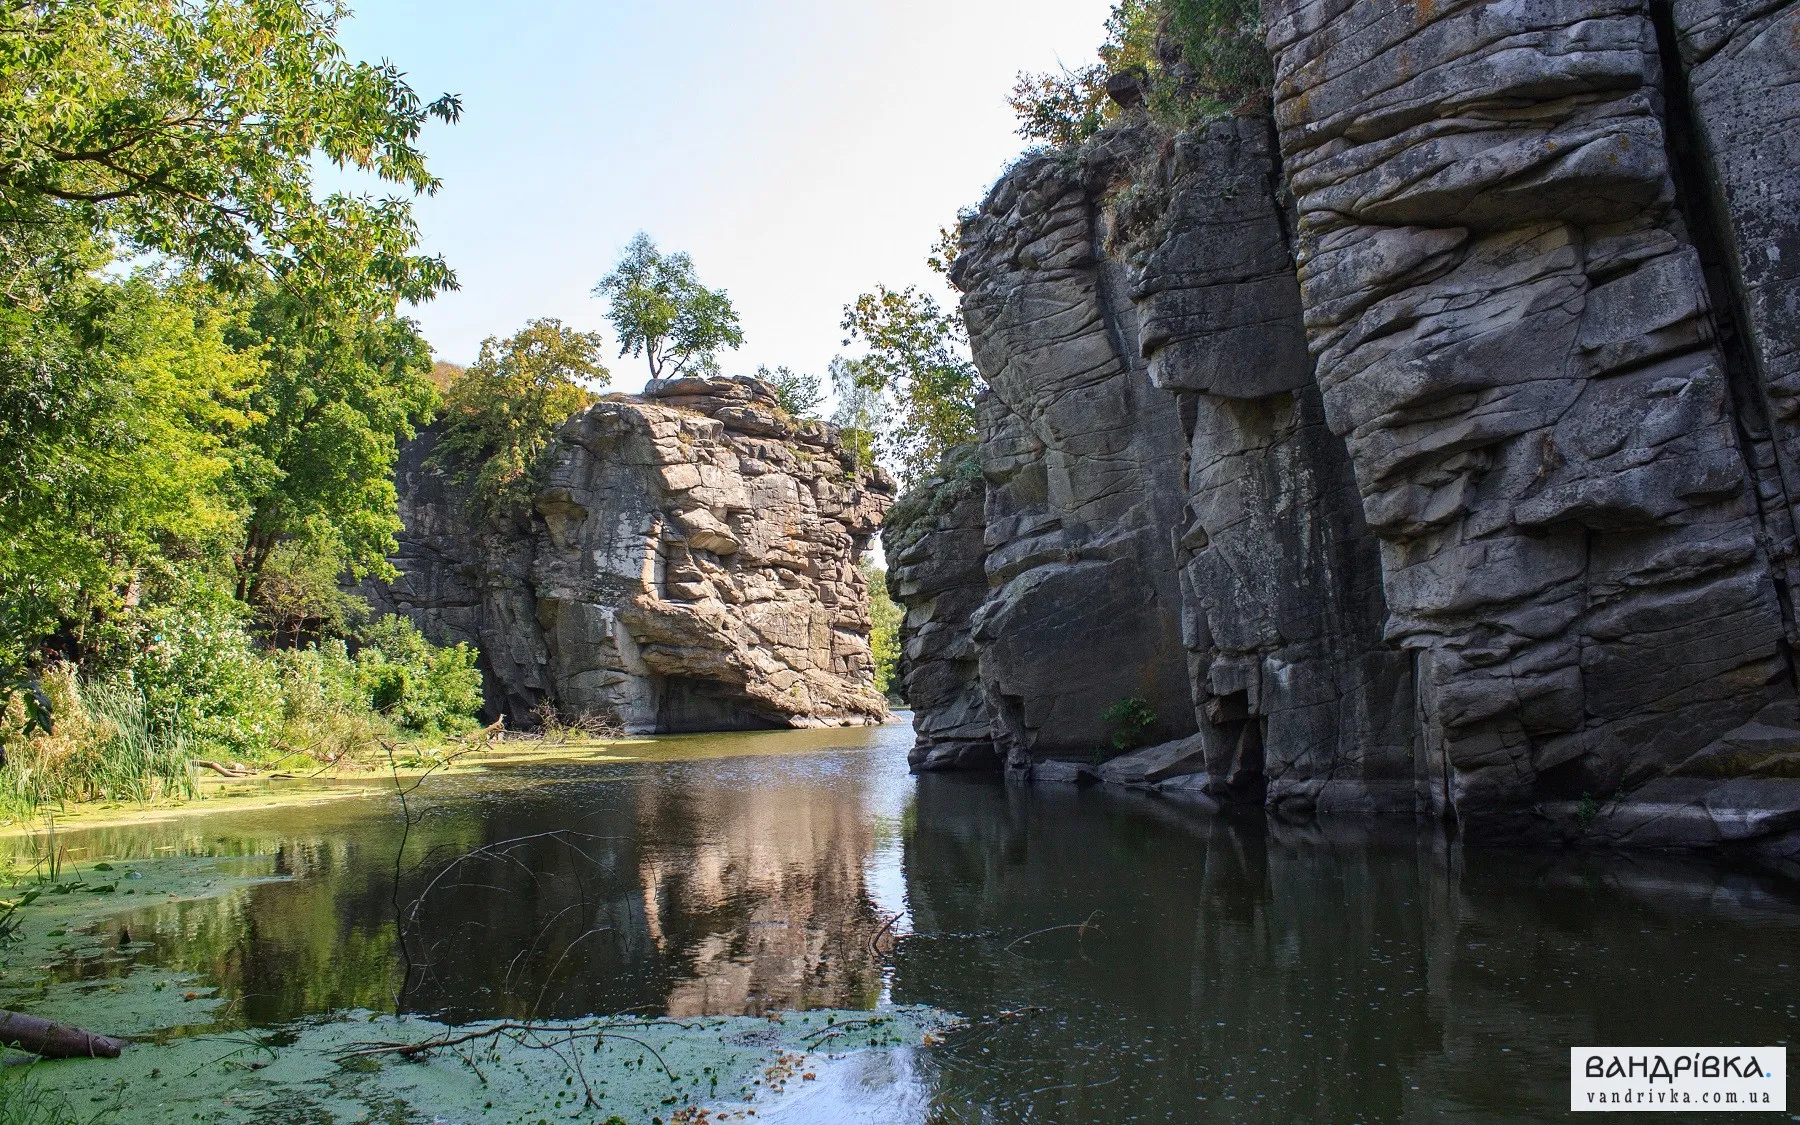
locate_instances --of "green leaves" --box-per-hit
[594,232,743,380]
[0,0,461,306]
[433,318,607,521]
[756,364,824,419]
[839,285,979,489]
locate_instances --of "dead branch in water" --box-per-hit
[189,759,254,778]
[0,1010,126,1058]
[1003,910,1105,956]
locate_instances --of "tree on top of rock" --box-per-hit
[594,233,744,381]
[433,318,608,520]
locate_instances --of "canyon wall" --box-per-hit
[891,0,1800,852]
[368,376,894,733]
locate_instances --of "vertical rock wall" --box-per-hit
[948,129,1199,764]
[892,0,1800,851]
[1261,0,1799,834]
[1120,118,1418,813]
[369,376,894,733]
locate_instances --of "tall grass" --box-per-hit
[0,666,199,816]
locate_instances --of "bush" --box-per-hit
[1102,697,1158,755]
[352,616,483,734]
[0,613,482,818]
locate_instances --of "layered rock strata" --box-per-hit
[368,376,894,733]
[1263,0,1799,835]
[946,127,1199,764]
[892,0,1800,852]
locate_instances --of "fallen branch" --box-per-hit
[0,1010,125,1058]
[190,760,255,778]
[1003,910,1104,956]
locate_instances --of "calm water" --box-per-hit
[26,718,1800,1122]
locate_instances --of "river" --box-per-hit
[23,717,1800,1122]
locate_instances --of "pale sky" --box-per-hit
[332,0,1115,393]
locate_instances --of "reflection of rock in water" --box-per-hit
[398,767,888,1021]
[631,766,886,1017]
[896,776,1800,1122]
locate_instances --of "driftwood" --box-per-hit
[190,760,254,778]
[0,1010,125,1058]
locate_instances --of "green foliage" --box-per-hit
[0,0,460,305]
[829,356,890,474]
[1009,0,1271,147]
[594,233,743,380]
[862,560,903,699]
[0,0,460,751]
[838,286,980,488]
[1102,697,1158,754]
[1576,792,1600,831]
[433,318,606,520]
[351,616,482,734]
[1009,0,1158,147]
[757,364,824,418]
[229,282,441,601]
[0,273,257,673]
[253,537,370,647]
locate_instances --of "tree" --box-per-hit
[829,356,889,473]
[862,559,902,699]
[228,283,439,603]
[756,364,823,418]
[433,318,608,519]
[594,233,743,381]
[0,0,460,306]
[839,286,980,487]
[0,273,257,672]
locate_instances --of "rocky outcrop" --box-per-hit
[893,0,1800,854]
[1121,117,1418,813]
[882,447,1000,771]
[946,127,1198,766]
[367,376,894,733]
[1262,0,1799,838]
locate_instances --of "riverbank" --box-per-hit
[0,737,654,838]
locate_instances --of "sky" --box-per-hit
[329,0,1117,394]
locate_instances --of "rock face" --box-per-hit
[944,127,1198,766]
[893,0,1800,854]
[883,448,1000,772]
[1263,0,1798,836]
[367,376,894,733]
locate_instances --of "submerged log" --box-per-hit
[0,1010,125,1058]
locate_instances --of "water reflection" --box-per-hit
[16,722,1800,1122]
[893,777,1800,1122]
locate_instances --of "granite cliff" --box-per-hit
[888,0,1800,855]
[367,375,894,733]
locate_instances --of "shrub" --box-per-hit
[1102,697,1158,754]
[352,616,482,734]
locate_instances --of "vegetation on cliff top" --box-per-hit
[432,318,608,520]
[1009,0,1271,148]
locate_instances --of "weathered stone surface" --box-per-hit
[1668,0,1800,607]
[366,376,894,732]
[1118,117,1419,813]
[950,127,1199,766]
[1264,0,1799,834]
[882,447,1000,771]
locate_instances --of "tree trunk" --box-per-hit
[0,1011,125,1058]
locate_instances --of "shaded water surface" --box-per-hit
[24,719,1800,1121]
